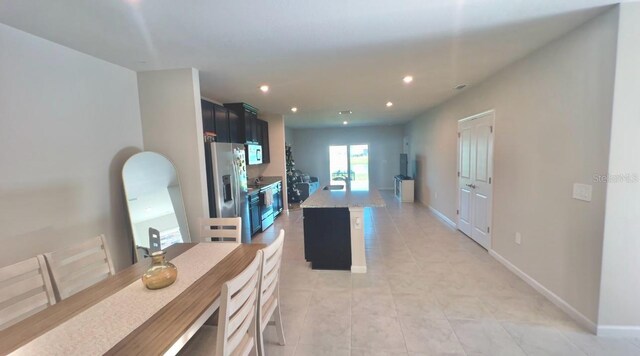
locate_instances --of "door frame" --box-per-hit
[456,109,495,249]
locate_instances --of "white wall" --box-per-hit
[598,2,640,335]
[291,125,404,189]
[248,113,289,207]
[137,69,208,242]
[0,23,143,270]
[285,126,295,147]
[404,9,618,325]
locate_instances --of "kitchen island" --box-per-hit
[301,183,385,273]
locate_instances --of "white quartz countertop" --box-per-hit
[300,183,386,208]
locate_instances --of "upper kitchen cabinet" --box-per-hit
[257,119,270,164]
[224,102,259,144]
[200,101,269,162]
[228,109,240,144]
[200,99,231,142]
[201,100,215,133]
[213,104,230,142]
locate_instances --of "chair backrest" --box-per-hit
[0,256,56,330]
[199,217,241,243]
[45,235,115,300]
[216,251,262,356]
[258,230,285,329]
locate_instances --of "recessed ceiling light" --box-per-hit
[291,107,298,113]
[403,75,413,84]
[259,85,269,93]
[386,101,393,107]
[454,84,468,90]
[338,110,352,115]
[343,121,349,125]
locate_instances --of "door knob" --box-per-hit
[466,183,477,189]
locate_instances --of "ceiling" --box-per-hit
[0,0,622,128]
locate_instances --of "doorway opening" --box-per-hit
[329,144,369,190]
[457,111,494,250]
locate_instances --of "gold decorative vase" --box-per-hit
[142,250,178,290]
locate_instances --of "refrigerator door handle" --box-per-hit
[236,163,241,215]
[232,158,240,216]
[230,160,236,216]
[234,162,238,216]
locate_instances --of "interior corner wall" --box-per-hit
[597,2,640,336]
[137,68,208,242]
[404,8,618,325]
[285,126,295,147]
[0,23,143,271]
[292,125,404,190]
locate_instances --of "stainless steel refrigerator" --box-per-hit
[205,142,251,242]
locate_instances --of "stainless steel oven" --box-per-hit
[260,194,274,231]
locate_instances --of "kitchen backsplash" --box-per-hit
[247,165,266,181]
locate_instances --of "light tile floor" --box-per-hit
[253,191,640,356]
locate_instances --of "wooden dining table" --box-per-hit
[0,242,265,355]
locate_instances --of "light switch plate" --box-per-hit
[572,183,593,202]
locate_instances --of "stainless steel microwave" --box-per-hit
[246,144,263,165]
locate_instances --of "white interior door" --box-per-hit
[457,111,494,249]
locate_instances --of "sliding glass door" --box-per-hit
[349,145,369,190]
[329,144,369,190]
[329,146,349,182]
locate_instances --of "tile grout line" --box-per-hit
[386,202,419,355]
[443,318,469,356]
[497,320,569,356]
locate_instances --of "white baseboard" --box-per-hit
[351,265,367,273]
[597,325,640,337]
[489,250,598,334]
[427,205,457,229]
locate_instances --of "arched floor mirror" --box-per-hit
[122,152,190,261]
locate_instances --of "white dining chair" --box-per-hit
[179,251,262,356]
[44,235,115,300]
[0,256,56,330]
[199,217,242,243]
[257,229,286,356]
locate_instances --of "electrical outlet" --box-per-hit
[515,232,522,245]
[572,183,592,202]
